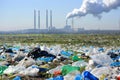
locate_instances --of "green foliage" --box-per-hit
[0,34,120,46]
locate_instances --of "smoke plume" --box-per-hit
[66,0,120,19]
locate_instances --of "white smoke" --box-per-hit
[66,0,120,19]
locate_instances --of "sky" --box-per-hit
[0,0,120,31]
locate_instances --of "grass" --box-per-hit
[0,34,120,46]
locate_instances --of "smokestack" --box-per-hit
[50,10,52,28]
[34,9,36,30]
[38,10,40,30]
[46,10,48,29]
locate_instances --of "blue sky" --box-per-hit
[0,0,120,31]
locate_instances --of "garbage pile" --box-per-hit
[0,44,120,80]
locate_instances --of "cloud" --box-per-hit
[66,0,120,19]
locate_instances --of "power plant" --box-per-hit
[33,9,84,33]
[34,9,54,31]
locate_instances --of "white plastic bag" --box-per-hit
[4,66,25,74]
[64,70,80,80]
[72,60,88,67]
[19,66,39,76]
[48,65,63,74]
[90,53,113,66]
[91,67,112,79]
[17,57,36,67]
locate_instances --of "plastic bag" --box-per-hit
[13,76,21,80]
[91,67,112,79]
[19,65,39,76]
[48,65,63,74]
[90,53,113,66]
[74,74,83,80]
[62,65,80,76]
[17,57,36,67]
[64,70,80,80]
[72,60,88,67]
[3,66,25,74]
[72,56,82,61]
[82,71,99,80]
[0,66,8,75]
[54,75,64,80]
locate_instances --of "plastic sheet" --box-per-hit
[64,70,80,80]
[62,65,80,76]
[17,57,36,67]
[13,76,21,80]
[60,50,72,57]
[110,62,120,67]
[54,75,64,80]
[91,67,112,79]
[48,65,63,74]
[72,56,82,61]
[82,71,99,80]
[74,74,83,80]
[0,66,8,75]
[72,60,88,67]
[90,53,113,66]
[19,65,39,76]
[3,66,25,74]
[37,57,54,62]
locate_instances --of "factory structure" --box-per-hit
[26,9,84,33]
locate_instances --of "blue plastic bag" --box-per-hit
[74,74,82,80]
[82,71,99,80]
[110,62,120,67]
[53,75,64,80]
[13,76,21,80]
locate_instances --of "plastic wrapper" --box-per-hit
[82,71,99,80]
[91,67,112,79]
[13,76,21,80]
[16,57,36,67]
[62,65,80,76]
[48,65,63,74]
[90,53,113,66]
[64,70,80,80]
[72,60,88,67]
[19,65,39,76]
[3,66,25,74]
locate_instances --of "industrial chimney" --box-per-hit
[34,9,36,30]
[46,10,48,29]
[50,10,52,29]
[38,10,40,30]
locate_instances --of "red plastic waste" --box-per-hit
[117,75,120,80]
[53,70,61,76]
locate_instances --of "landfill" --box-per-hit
[0,43,120,80]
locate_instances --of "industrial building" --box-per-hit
[25,9,84,33]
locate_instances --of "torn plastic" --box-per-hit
[64,70,80,80]
[72,60,88,67]
[90,53,113,66]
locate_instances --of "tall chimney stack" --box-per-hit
[38,10,40,30]
[34,9,36,30]
[46,10,48,29]
[50,10,52,28]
